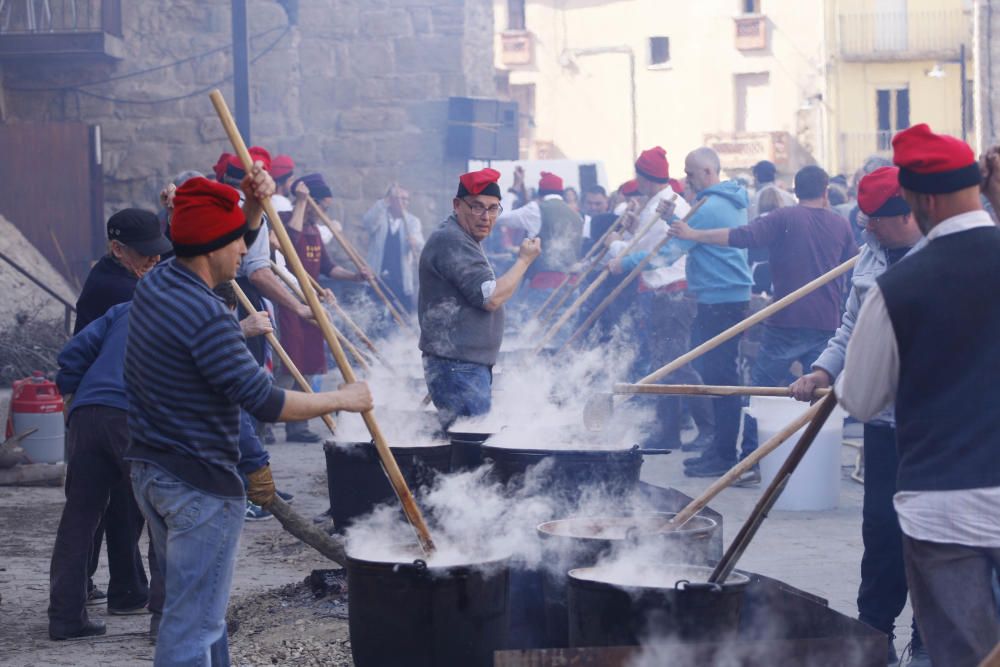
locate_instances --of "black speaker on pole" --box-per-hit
[447,97,519,161]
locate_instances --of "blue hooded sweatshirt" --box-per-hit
[622,180,752,304]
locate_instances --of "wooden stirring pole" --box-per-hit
[230,280,337,437]
[305,196,413,332]
[558,198,706,353]
[300,271,395,371]
[268,261,371,371]
[210,90,436,555]
[666,399,824,530]
[612,383,831,398]
[530,210,628,326]
[708,392,839,584]
[532,202,672,354]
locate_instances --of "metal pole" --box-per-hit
[231,0,251,144]
[960,43,968,143]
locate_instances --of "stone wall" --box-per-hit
[0,0,497,251]
[974,0,1000,150]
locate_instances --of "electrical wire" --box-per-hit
[6,23,288,96]
[67,24,291,105]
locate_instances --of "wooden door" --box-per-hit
[0,122,103,288]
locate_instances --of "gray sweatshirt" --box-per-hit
[812,231,925,426]
[418,215,503,366]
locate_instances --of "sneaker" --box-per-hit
[286,429,322,443]
[732,466,761,488]
[108,602,150,616]
[683,453,716,469]
[900,641,930,667]
[684,457,735,478]
[312,507,333,524]
[85,586,107,607]
[245,500,273,521]
[276,490,295,504]
[681,433,713,452]
[49,619,107,641]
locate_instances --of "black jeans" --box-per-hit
[48,406,148,633]
[639,292,712,448]
[858,424,921,645]
[692,301,748,465]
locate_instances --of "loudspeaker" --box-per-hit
[446,97,519,161]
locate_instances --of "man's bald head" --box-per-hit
[684,147,722,194]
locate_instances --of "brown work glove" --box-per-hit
[246,465,276,508]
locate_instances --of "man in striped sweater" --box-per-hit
[125,170,371,666]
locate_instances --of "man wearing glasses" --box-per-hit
[418,168,541,429]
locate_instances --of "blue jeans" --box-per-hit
[751,325,834,387]
[131,462,244,667]
[422,354,492,430]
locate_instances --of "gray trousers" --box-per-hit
[902,535,1000,667]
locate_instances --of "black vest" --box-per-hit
[877,225,1000,492]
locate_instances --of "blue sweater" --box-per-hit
[57,302,131,416]
[124,259,285,497]
[622,181,753,304]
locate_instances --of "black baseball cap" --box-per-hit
[107,209,172,257]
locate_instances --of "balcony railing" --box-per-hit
[0,0,122,59]
[837,10,966,61]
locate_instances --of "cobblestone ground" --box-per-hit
[0,400,912,666]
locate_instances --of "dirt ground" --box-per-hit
[0,404,913,666]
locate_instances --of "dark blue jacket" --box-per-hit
[57,303,131,416]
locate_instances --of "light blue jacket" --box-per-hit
[622,180,752,304]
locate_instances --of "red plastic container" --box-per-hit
[6,371,65,463]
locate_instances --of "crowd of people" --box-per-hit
[42,124,1000,666]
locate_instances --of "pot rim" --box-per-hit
[536,512,717,541]
[567,564,749,592]
[345,549,512,574]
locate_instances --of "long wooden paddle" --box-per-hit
[532,202,673,354]
[708,392,839,584]
[558,198,706,352]
[612,383,831,398]
[268,261,371,371]
[300,271,395,371]
[530,209,629,326]
[665,399,825,530]
[231,280,337,436]
[583,254,858,430]
[306,196,413,332]
[210,90,436,554]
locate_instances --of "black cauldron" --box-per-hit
[536,513,719,647]
[323,441,451,530]
[567,564,749,647]
[346,552,511,667]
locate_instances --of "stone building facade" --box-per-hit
[0,0,496,256]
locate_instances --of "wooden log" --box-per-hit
[0,462,66,487]
[268,497,347,566]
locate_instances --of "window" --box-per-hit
[735,72,771,132]
[742,0,761,14]
[649,37,670,66]
[876,87,910,149]
[507,0,525,31]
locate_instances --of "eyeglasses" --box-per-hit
[461,198,503,217]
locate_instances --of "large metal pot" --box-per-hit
[323,441,451,530]
[347,552,511,667]
[536,513,718,647]
[480,443,667,503]
[567,564,750,647]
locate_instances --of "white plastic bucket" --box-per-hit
[749,396,844,511]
